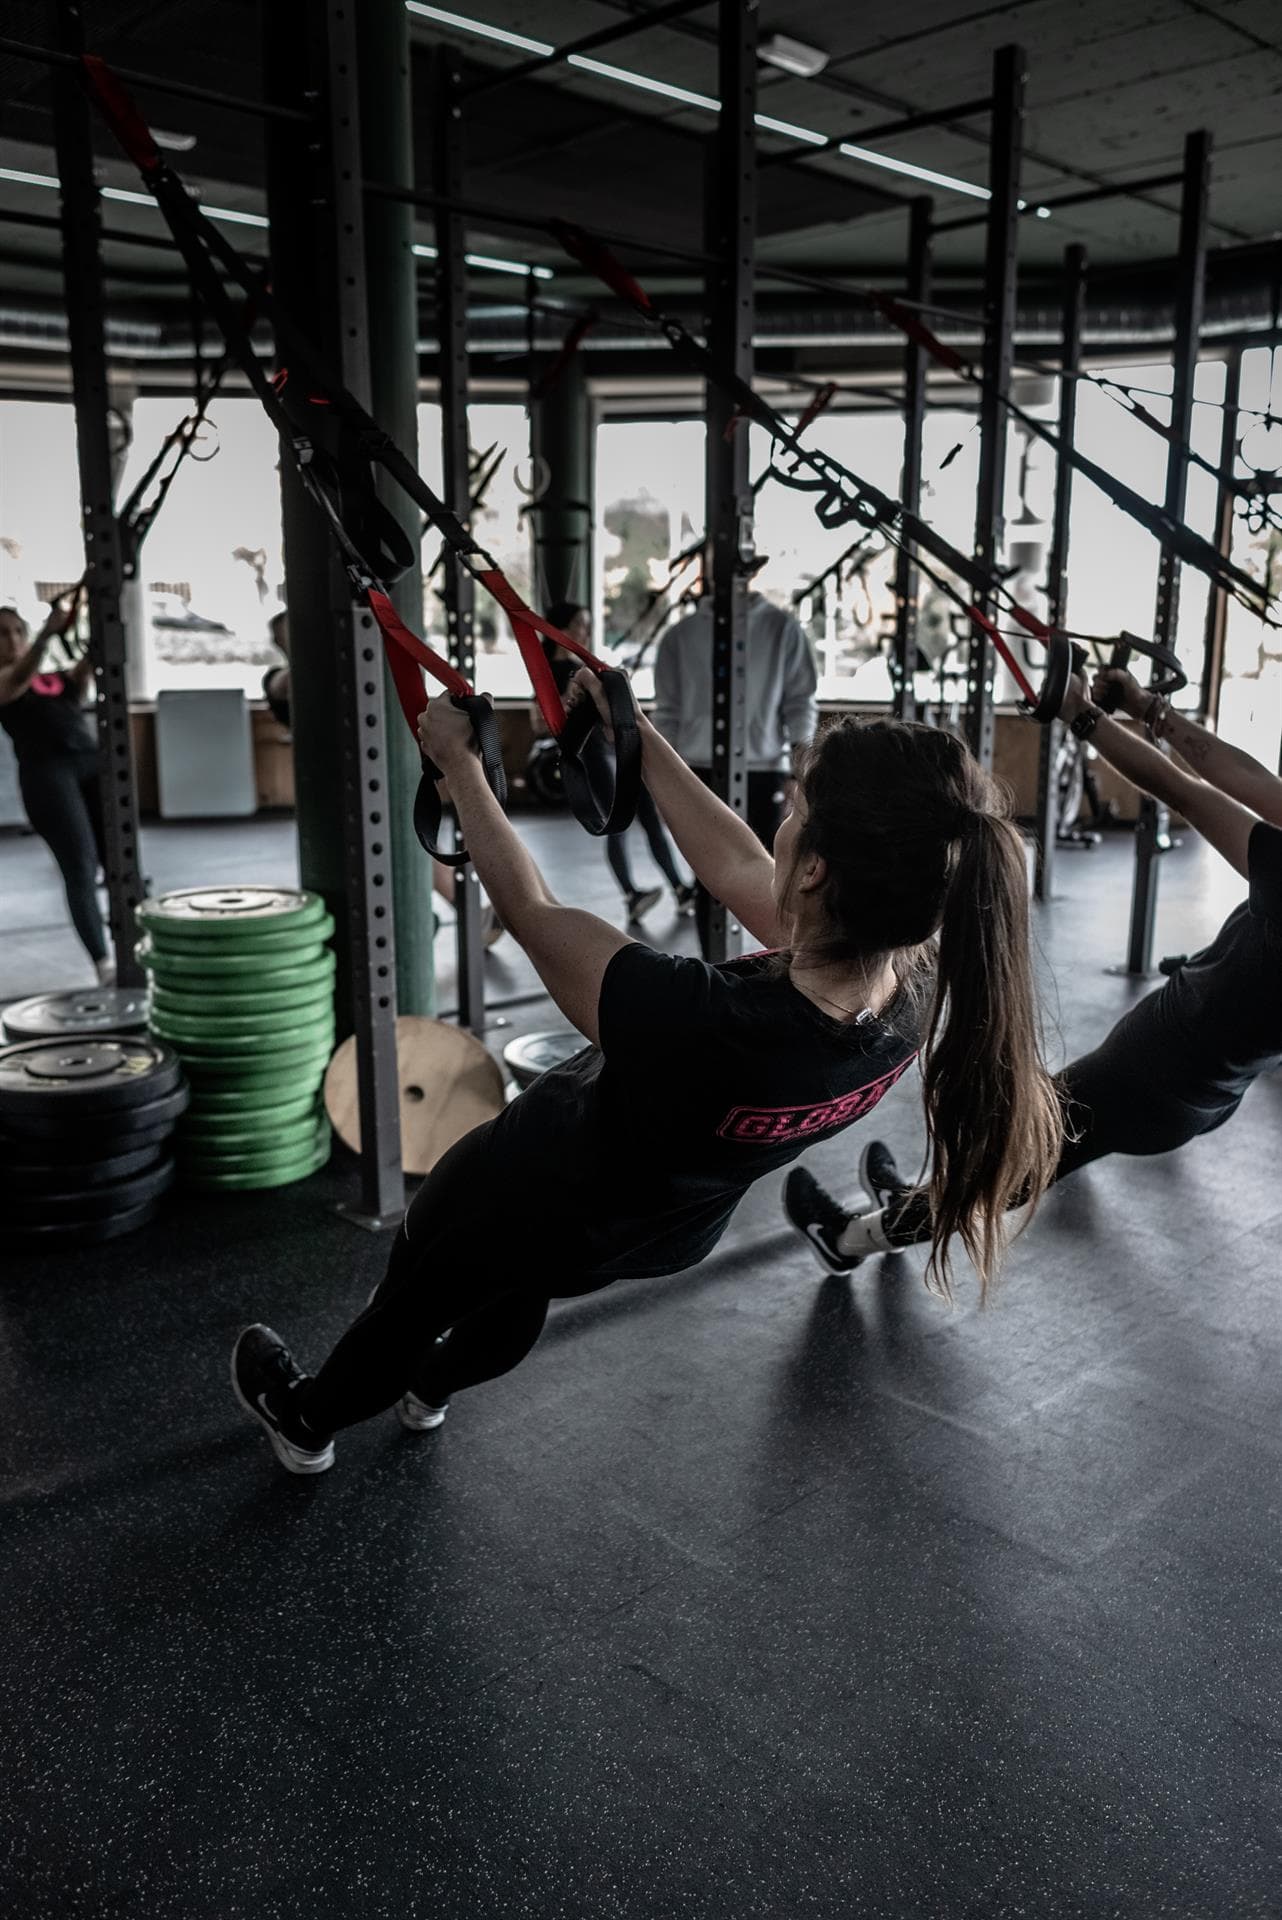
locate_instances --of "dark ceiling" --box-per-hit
[1,0,1280,384]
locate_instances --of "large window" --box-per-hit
[416,401,533,699]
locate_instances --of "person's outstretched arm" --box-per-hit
[1063,671,1260,880]
[1096,666,1282,829]
[571,669,784,948]
[0,599,76,705]
[419,693,631,1044]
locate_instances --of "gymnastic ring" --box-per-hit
[557,668,643,837]
[414,694,509,865]
[1029,629,1073,724]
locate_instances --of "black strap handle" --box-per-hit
[1030,630,1074,723]
[1094,632,1188,714]
[413,695,508,866]
[556,668,643,837]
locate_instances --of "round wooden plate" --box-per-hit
[324,1015,506,1177]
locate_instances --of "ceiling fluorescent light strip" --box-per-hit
[838,143,989,200]
[412,243,552,279]
[401,8,1012,204]
[0,166,269,228]
[563,55,718,111]
[404,3,551,55]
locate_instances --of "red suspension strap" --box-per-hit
[82,54,640,840]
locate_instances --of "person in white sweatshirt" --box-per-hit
[653,556,818,957]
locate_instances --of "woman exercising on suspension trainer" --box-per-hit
[232,678,1061,1474]
[0,598,112,982]
[785,663,1282,1274]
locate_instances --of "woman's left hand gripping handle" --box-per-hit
[413,691,508,863]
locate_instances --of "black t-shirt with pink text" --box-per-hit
[0,674,97,761]
[493,943,920,1281]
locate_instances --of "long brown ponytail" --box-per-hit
[922,809,1060,1298]
[793,718,1061,1299]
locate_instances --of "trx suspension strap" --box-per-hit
[83,57,640,849]
[552,220,1216,718]
[555,219,1276,632]
[550,219,1085,722]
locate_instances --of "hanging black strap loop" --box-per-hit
[414,696,509,866]
[556,670,644,838]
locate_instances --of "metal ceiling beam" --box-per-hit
[0,31,312,124]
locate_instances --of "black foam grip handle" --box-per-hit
[557,669,643,837]
[412,695,508,865]
[1031,630,1073,724]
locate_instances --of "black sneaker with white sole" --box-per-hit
[859,1139,909,1210]
[230,1324,335,1475]
[783,1166,863,1276]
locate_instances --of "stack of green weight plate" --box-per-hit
[138,886,335,1191]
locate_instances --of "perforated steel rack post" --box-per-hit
[891,197,934,722]
[326,0,404,1226]
[1199,345,1242,726]
[964,45,1025,770]
[1123,130,1211,977]
[432,47,485,1036]
[702,0,757,965]
[52,0,145,988]
[1034,242,1087,900]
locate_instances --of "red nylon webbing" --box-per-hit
[870,293,966,375]
[795,382,837,438]
[963,602,1039,706]
[366,588,471,739]
[476,567,610,738]
[549,220,654,313]
[81,56,160,173]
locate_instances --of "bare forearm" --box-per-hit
[1153,705,1282,825]
[444,757,556,934]
[1087,711,1198,816]
[637,716,773,892]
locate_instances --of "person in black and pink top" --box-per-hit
[0,598,111,982]
[785,661,1282,1274]
[232,673,1062,1474]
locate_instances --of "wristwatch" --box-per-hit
[1069,705,1102,740]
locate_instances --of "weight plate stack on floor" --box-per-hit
[1,987,151,1046]
[0,1035,185,1251]
[137,887,335,1190]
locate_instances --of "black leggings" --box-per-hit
[605,785,686,896]
[299,1128,604,1434]
[19,750,108,963]
[882,1005,1244,1248]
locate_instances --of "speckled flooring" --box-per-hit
[2,818,1281,1919]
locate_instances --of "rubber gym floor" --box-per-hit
[2,816,1280,1920]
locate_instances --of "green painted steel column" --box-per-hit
[531,354,594,611]
[357,0,435,1014]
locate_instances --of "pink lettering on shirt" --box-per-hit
[716,1053,916,1144]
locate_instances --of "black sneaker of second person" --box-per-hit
[782,1166,863,1276]
[230,1324,335,1475]
[625,885,663,925]
[859,1139,910,1210]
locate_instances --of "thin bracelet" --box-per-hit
[1143,695,1167,743]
